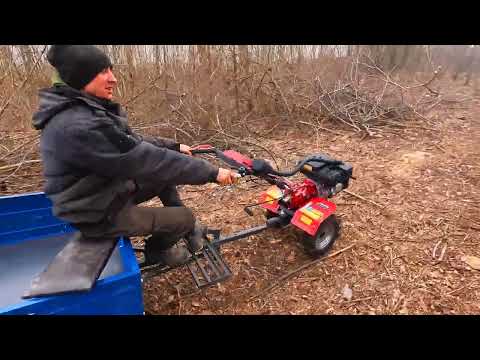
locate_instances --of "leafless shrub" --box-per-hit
[0,45,477,158]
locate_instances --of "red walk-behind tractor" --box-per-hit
[139,145,354,289]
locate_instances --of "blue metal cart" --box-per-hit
[0,192,144,315]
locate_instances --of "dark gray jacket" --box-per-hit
[33,85,218,225]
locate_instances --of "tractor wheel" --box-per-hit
[301,215,340,258]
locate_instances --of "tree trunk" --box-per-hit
[238,45,249,74]
[232,45,240,120]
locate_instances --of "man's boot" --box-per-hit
[144,235,190,267]
[145,244,189,267]
[185,220,208,253]
[157,245,189,267]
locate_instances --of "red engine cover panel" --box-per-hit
[223,150,253,168]
[289,179,318,209]
[291,197,337,236]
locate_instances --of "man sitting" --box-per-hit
[32,45,237,266]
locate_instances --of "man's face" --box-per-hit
[83,67,117,100]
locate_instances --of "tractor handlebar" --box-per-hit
[190,145,342,184]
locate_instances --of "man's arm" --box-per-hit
[52,117,219,186]
[124,123,181,152]
[141,134,181,152]
[136,133,192,155]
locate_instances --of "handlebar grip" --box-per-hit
[191,149,218,155]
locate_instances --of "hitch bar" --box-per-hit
[207,215,284,247]
[209,224,268,247]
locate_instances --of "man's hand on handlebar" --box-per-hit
[216,168,239,185]
[180,144,192,156]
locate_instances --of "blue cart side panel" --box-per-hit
[0,192,53,213]
[0,192,144,315]
[0,192,73,245]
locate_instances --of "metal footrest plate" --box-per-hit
[186,240,231,289]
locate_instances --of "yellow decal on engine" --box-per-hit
[266,186,282,199]
[308,211,322,220]
[300,208,323,220]
[300,215,313,225]
[264,195,274,204]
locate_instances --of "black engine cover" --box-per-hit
[300,154,353,188]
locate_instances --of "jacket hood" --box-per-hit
[32,85,122,130]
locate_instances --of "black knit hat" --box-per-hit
[47,45,112,90]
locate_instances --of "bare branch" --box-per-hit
[0,45,47,121]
